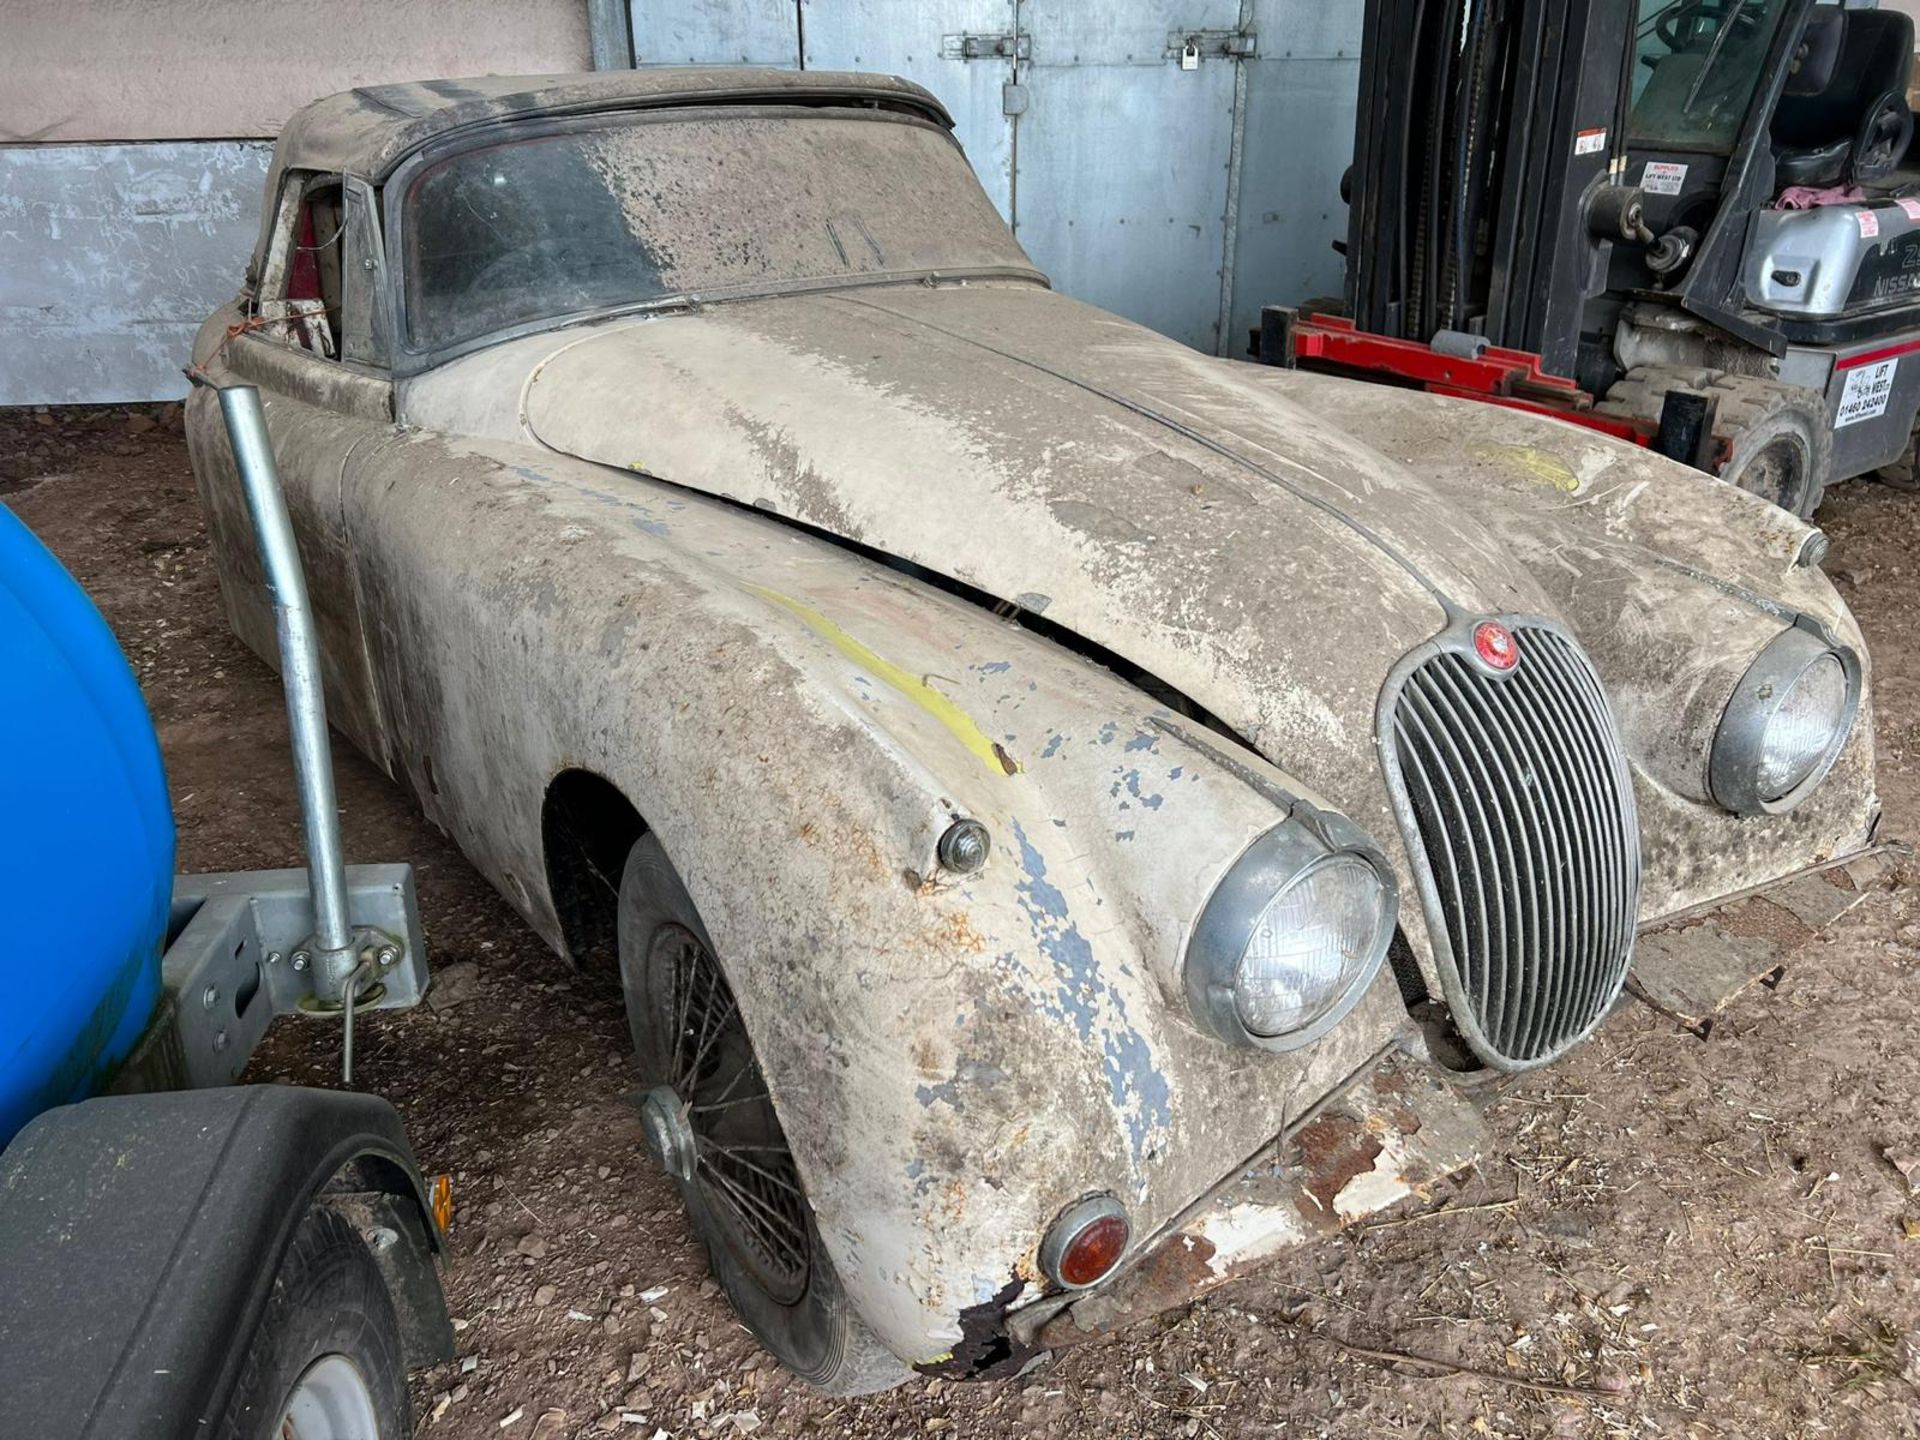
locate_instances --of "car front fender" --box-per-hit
[306,430,1411,1368]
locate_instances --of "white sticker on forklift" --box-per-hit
[1901,198,1920,223]
[1641,161,1687,195]
[1858,209,1881,240]
[1836,359,1898,428]
[1574,128,1607,156]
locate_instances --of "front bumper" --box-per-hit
[1003,844,1895,1355]
[1009,1044,1485,1350]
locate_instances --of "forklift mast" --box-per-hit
[1344,0,1818,393]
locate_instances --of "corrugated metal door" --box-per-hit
[629,0,801,66]
[621,1,1359,357]
[1229,1,1363,354]
[801,0,1020,218]
[1015,2,1245,351]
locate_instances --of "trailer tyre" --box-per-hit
[1601,367,1831,517]
[617,834,910,1395]
[218,1204,410,1439]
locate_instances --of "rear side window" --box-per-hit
[260,178,347,359]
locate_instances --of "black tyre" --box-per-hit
[218,1204,410,1440]
[1875,422,1920,493]
[1709,374,1831,517]
[616,834,909,1395]
[1600,366,1831,517]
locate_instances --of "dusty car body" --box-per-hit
[185,70,1879,1386]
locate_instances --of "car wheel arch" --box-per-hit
[541,767,648,974]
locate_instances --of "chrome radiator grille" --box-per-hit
[1386,624,1641,1067]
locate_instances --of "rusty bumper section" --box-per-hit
[1628,846,1897,1035]
[986,848,1900,1363]
[1008,1045,1485,1352]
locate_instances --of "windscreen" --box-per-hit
[1629,0,1795,153]
[401,110,1031,353]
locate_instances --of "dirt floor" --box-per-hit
[7,405,1920,1439]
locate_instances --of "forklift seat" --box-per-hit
[1772,6,1915,188]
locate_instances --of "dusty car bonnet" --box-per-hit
[415,283,1555,845]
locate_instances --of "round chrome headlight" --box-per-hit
[1185,809,1396,1050]
[1709,624,1861,816]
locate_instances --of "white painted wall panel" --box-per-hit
[0,0,591,144]
[0,143,268,405]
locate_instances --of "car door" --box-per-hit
[210,169,396,772]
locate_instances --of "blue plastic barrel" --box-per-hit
[0,504,173,1144]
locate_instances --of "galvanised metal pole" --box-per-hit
[216,384,355,997]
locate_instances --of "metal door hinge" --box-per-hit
[945,31,1030,61]
[1168,29,1258,64]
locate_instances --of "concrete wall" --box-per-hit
[1,0,591,405]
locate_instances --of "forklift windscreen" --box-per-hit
[1630,0,1796,153]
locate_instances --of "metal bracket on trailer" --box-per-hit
[110,864,429,1092]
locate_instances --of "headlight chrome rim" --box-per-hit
[1184,805,1397,1052]
[1709,621,1861,817]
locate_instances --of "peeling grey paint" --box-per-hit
[0,142,269,404]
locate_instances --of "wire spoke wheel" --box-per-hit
[618,835,909,1393]
[652,922,811,1304]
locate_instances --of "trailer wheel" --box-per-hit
[1600,367,1831,517]
[616,834,910,1395]
[218,1204,409,1439]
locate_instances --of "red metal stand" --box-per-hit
[1261,309,1657,450]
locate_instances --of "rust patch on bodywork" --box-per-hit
[1033,1233,1218,1351]
[1292,1113,1386,1228]
[1018,1048,1487,1353]
[915,1275,1035,1380]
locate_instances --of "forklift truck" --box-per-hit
[1257,0,1920,518]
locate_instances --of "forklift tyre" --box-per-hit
[1874,423,1920,493]
[219,1204,410,1440]
[1601,367,1830,518]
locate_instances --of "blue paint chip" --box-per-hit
[1040,734,1065,759]
[1123,732,1157,753]
[1010,822,1172,1168]
[978,660,1012,674]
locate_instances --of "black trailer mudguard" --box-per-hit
[0,1085,453,1437]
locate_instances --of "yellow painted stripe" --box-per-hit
[750,586,1017,777]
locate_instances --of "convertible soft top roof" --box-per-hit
[275,69,953,183]
[248,69,955,289]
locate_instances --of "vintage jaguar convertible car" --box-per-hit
[186,70,1879,1391]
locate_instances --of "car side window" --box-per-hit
[257,174,347,361]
